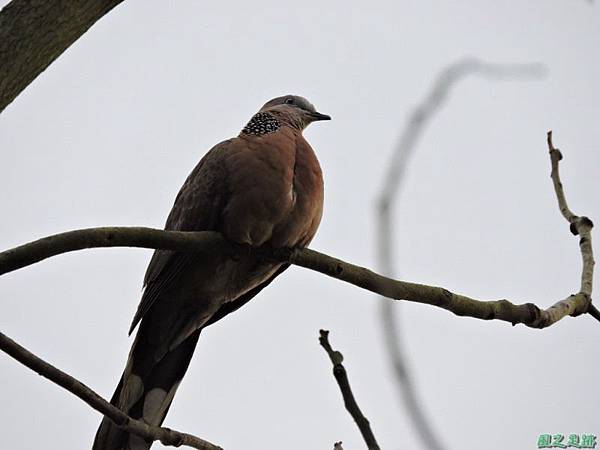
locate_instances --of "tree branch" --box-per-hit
[375,59,545,450]
[0,0,125,113]
[0,227,228,276]
[378,59,545,209]
[319,330,380,450]
[547,131,597,317]
[0,199,595,329]
[0,330,221,450]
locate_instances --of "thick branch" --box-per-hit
[0,223,593,329]
[319,330,380,450]
[0,0,124,113]
[0,331,221,450]
[0,227,227,276]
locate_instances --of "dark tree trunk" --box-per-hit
[0,0,124,113]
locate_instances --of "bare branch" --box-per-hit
[0,227,226,276]
[376,59,545,450]
[547,131,597,317]
[378,59,545,209]
[319,330,380,450]
[0,0,125,113]
[0,330,222,450]
[0,223,594,328]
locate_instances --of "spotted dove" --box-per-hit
[92,95,329,450]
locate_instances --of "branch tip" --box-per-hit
[319,330,380,450]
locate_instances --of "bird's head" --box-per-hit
[259,95,331,131]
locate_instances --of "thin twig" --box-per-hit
[379,59,545,208]
[0,225,594,328]
[547,131,596,315]
[376,59,545,450]
[0,331,222,450]
[319,330,380,450]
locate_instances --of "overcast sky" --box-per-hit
[1,1,599,450]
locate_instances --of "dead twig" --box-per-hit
[319,330,380,450]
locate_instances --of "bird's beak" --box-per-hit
[308,111,331,121]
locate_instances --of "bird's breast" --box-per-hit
[222,128,323,248]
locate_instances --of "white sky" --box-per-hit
[1,1,599,449]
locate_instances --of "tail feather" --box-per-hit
[92,261,289,449]
[92,329,202,450]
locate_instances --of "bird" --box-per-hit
[92,95,329,450]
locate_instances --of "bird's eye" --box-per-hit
[284,98,294,105]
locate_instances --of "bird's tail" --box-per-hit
[92,329,202,450]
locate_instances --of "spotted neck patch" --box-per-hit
[241,112,281,136]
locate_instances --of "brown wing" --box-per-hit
[204,263,290,327]
[128,140,232,335]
